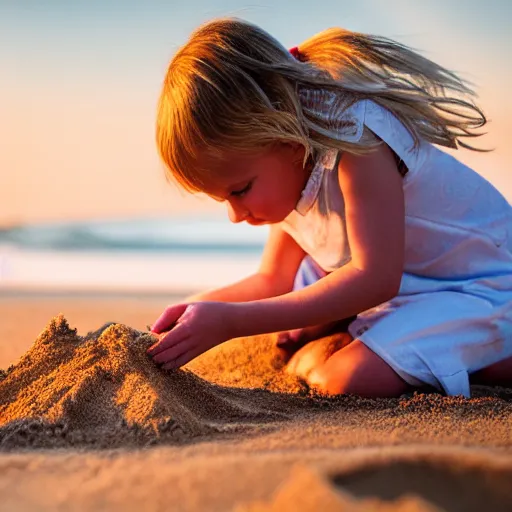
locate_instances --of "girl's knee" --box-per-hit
[307,341,409,398]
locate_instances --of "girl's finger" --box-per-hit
[147,322,189,356]
[151,303,189,334]
[152,337,190,365]
[162,346,201,371]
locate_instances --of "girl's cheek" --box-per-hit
[243,194,259,212]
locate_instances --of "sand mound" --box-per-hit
[0,315,335,450]
[1,315,512,452]
[2,314,512,510]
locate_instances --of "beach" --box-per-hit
[3,0,511,508]
[1,293,511,511]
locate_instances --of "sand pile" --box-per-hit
[0,315,333,450]
[1,314,512,453]
[2,314,512,511]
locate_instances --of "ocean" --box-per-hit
[0,217,267,293]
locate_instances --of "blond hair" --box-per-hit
[156,17,487,192]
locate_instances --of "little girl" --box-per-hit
[147,17,512,398]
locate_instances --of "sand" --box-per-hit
[1,296,512,511]
[0,315,319,449]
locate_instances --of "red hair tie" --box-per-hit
[289,46,301,60]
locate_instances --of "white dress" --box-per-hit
[281,95,512,397]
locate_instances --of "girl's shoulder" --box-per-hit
[299,88,368,143]
[300,88,410,151]
[301,87,431,174]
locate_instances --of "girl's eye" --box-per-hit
[230,181,253,198]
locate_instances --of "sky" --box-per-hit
[1,0,511,225]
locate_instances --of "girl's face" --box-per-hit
[199,143,310,225]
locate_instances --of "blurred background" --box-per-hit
[1,0,511,295]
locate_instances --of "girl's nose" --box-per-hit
[227,202,248,224]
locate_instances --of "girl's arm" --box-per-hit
[231,140,405,337]
[187,224,306,303]
[148,140,405,370]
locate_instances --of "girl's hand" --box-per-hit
[147,302,232,370]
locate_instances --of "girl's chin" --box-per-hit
[246,212,292,225]
[246,217,268,226]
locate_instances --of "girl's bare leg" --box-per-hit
[285,333,353,381]
[470,356,512,387]
[286,338,409,398]
[289,344,512,398]
[307,340,409,397]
